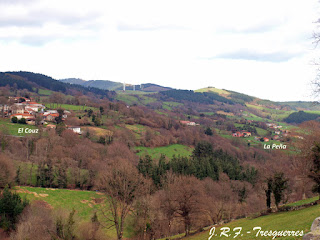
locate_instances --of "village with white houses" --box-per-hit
[179,116,303,146]
[1,96,82,134]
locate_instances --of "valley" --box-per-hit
[0,71,320,239]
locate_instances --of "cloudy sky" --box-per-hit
[1,0,320,101]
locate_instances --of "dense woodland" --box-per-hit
[160,89,238,105]
[0,73,319,240]
[0,72,115,100]
[284,110,320,124]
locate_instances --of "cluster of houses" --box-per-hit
[232,131,252,138]
[266,123,283,129]
[4,97,70,125]
[254,136,270,142]
[231,121,300,143]
[1,97,82,134]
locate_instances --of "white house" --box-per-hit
[67,126,82,134]
[10,113,34,120]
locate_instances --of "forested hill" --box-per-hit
[60,78,122,91]
[160,89,238,105]
[284,111,320,124]
[59,78,172,92]
[0,71,115,99]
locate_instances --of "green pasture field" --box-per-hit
[135,144,193,159]
[0,118,39,136]
[195,87,230,95]
[14,186,133,239]
[45,103,98,111]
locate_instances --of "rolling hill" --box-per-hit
[59,78,172,92]
[0,71,115,99]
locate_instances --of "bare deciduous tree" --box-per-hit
[0,154,15,188]
[11,201,55,240]
[97,159,150,240]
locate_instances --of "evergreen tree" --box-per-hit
[192,141,213,158]
[18,118,26,124]
[137,155,154,178]
[272,172,288,209]
[0,187,29,231]
[99,106,104,115]
[309,143,320,196]
[11,116,18,123]
[265,177,273,209]
[204,127,213,136]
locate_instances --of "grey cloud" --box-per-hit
[117,22,187,31]
[0,34,60,46]
[0,31,97,46]
[0,5,103,45]
[214,49,304,62]
[219,18,287,35]
[0,9,102,28]
[0,0,38,5]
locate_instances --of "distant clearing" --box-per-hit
[136,144,193,159]
[217,111,234,116]
[38,88,53,95]
[83,126,113,137]
[195,87,230,96]
[125,124,146,139]
[45,103,97,111]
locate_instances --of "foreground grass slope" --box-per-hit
[15,186,104,221]
[183,204,320,240]
[15,186,133,239]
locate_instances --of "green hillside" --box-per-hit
[195,87,230,96]
[181,204,319,240]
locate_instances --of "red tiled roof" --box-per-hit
[48,113,59,117]
[11,113,33,117]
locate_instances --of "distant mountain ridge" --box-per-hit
[0,71,115,99]
[59,78,86,85]
[59,78,172,92]
[60,78,122,91]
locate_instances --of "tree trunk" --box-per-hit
[29,163,33,185]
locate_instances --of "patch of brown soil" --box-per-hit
[91,197,105,204]
[39,194,49,197]
[33,200,53,209]
[0,229,9,240]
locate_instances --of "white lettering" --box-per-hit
[220,227,230,237]
[233,227,242,238]
[208,227,215,240]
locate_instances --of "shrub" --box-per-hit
[18,118,26,124]
[11,116,18,123]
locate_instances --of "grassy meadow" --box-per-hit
[0,118,39,136]
[14,186,133,239]
[44,103,97,111]
[136,144,193,159]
